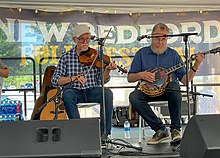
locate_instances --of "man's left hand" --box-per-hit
[193,52,205,68]
[105,61,117,71]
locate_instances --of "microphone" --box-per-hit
[137,35,149,41]
[90,35,96,40]
[90,35,105,42]
[180,32,198,36]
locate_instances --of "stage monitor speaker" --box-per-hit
[0,118,101,158]
[180,114,220,158]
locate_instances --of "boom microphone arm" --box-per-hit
[137,33,198,41]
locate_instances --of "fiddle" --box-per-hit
[79,47,127,74]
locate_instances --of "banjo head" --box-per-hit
[145,67,168,90]
[139,67,169,96]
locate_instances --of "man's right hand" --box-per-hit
[139,71,155,83]
[75,75,87,85]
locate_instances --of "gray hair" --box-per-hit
[152,23,169,34]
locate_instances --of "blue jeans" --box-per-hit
[62,87,113,136]
[129,81,182,132]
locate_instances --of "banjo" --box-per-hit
[138,47,220,97]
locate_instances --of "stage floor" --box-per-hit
[102,126,182,158]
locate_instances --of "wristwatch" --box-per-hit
[191,67,197,72]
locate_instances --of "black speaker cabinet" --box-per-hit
[180,114,220,158]
[0,118,101,158]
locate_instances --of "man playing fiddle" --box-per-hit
[51,24,117,137]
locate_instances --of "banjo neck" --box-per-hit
[165,47,220,74]
[165,61,189,75]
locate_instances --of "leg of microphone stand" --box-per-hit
[53,99,59,120]
[94,33,113,149]
[53,90,62,120]
[98,41,108,144]
[192,94,198,115]
[183,35,191,121]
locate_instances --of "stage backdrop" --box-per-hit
[0,8,220,76]
[1,8,220,114]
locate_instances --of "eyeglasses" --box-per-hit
[77,37,90,43]
[153,37,167,42]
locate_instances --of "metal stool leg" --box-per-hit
[138,115,146,143]
[138,115,142,143]
[142,117,145,139]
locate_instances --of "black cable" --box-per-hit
[107,138,142,151]
[106,138,179,157]
[172,144,181,152]
[117,150,179,156]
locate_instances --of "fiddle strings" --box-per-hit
[74,52,99,90]
[83,52,99,78]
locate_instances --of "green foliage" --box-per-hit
[3,75,37,88]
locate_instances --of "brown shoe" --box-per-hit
[170,129,182,145]
[147,129,169,145]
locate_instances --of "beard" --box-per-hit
[79,44,89,52]
[151,45,167,55]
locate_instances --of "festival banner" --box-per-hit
[0,8,220,76]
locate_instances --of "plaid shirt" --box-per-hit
[52,48,109,90]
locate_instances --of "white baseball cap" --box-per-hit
[73,24,90,38]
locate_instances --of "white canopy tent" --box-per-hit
[0,0,220,14]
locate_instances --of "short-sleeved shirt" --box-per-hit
[128,46,186,83]
[51,48,108,90]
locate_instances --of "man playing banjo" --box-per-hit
[127,23,205,145]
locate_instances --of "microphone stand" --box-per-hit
[93,30,142,152]
[165,33,197,120]
[98,37,107,142]
[92,29,112,144]
[183,34,191,120]
[93,31,144,152]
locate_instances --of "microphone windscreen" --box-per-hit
[137,36,142,41]
[90,35,96,40]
